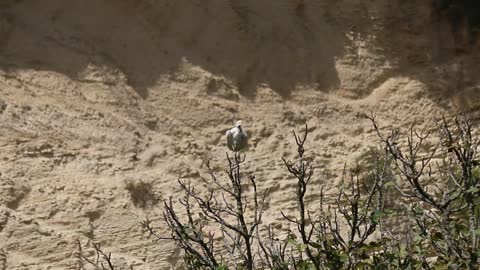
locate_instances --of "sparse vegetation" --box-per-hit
[143,153,268,270]
[79,114,480,269]
[124,179,159,208]
[77,240,121,270]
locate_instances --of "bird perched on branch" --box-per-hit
[226,120,248,152]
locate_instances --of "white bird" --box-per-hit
[226,120,248,152]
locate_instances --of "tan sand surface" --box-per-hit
[1,0,480,268]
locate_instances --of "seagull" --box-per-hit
[226,120,248,152]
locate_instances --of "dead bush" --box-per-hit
[124,179,159,208]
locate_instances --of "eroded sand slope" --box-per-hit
[1,0,480,268]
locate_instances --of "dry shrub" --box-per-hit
[124,179,159,208]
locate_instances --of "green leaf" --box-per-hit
[309,241,322,249]
[383,209,396,217]
[371,210,384,223]
[287,233,298,246]
[467,186,479,194]
[413,235,424,244]
[413,206,424,215]
[398,246,407,259]
[297,243,308,252]
[297,260,313,270]
[414,245,423,255]
[339,254,350,263]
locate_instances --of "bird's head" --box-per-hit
[235,120,242,128]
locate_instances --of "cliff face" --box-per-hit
[0,0,480,269]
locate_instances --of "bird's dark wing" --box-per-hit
[237,131,248,151]
[226,130,234,151]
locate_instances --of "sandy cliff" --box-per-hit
[1,0,480,268]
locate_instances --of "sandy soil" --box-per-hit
[1,0,480,269]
